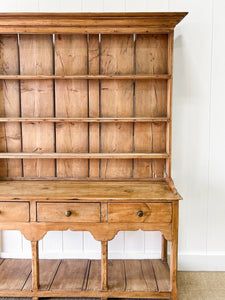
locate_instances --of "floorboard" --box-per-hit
[0,259,170,293]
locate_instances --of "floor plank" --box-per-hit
[0,258,170,293]
[51,259,89,291]
[108,260,125,291]
[152,259,170,292]
[141,259,158,292]
[125,260,149,291]
[86,260,101,291]
[0,259,31,290]
[23,259,61,291]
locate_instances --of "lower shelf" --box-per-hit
[0,258,170,298]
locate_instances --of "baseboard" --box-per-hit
[178,253,225,271]
[1,251,225,271]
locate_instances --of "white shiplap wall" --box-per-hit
[0,0,225,271]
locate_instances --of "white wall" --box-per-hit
[0,0,225,271]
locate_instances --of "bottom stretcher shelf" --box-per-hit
[0,258,170,297]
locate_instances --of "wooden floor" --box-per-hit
[0,258,170,293]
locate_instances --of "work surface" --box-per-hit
[0,180,181,201]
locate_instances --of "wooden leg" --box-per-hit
[101,241,108,291]
[161,234,167,262]
[31,241,39,291]
[170,202,179,300]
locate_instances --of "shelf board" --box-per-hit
[0,152,169,159]
[0,117,169,123]
[0,74,171,80]
[0,258,170,296]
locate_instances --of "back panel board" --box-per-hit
[0,33,170,180]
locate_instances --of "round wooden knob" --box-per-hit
[65,210,72,217]
[137,210,143,217]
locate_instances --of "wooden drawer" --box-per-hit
[37,202,100,223]
[0,202,29,222]
[108,203,172,223]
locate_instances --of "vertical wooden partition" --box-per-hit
[55,34,88,178]
[100,34,134,178]
[20,34,55,177]
[0,35,21,177]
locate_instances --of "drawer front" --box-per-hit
[37,202,100,223]
[108,203,172,223]
[0,202,30,222]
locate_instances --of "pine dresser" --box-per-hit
[0,12,187,300]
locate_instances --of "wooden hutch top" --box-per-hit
[0,12,187,201]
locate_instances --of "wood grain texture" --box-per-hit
[0,180,181,201]
[31,241,39,291]
[0,34,22,177]
[0,13,188,34]
[0,117,169,123]
[0,259,31,290]
[141,259,158,291]
[0,201,29,222]
[0,152,168,159]
[55,34,88,178]
[51,260,89,291]
[125,260,158,291]
[0,13,185,300]
[134,80,167,178]
[136,34,168,74]
[0,74,171,80]
[23,259,61,291]
[152,259,170,292]
[108,203,172,223]
[108,260,125,291]
[86,260,101,291]
[0,258,171,296]
[170,201,179,299]
[100,34,134,178]
[37,202,101,223]
[19,34,55,178]
[101,241,108,290]
[89,34,100,178]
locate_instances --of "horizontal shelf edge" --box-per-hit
[0,153,169,159]
[0,117,170,123]
[0,74,171,80]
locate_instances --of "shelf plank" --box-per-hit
[0,259,31,291]
[86,260,101,291]
[0,74,171,80]
[0,117,170,123]
[152,259,170,292]
[0,152,169,159]
[23,259,61,291]
[51,260,89,291]
[0,179,181,201]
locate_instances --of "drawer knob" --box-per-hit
[65,210,72,217]
[137,210,143,217]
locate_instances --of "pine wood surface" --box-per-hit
[0,180,181,201]
[0,12,187,300]
[0,258,170,294]
[0,202,29,222]
[37,202,101,222]
[0,13,188,34]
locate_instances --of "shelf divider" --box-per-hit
[0,74,171,80]
[0,117,170,123]
[0,153,169,159]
